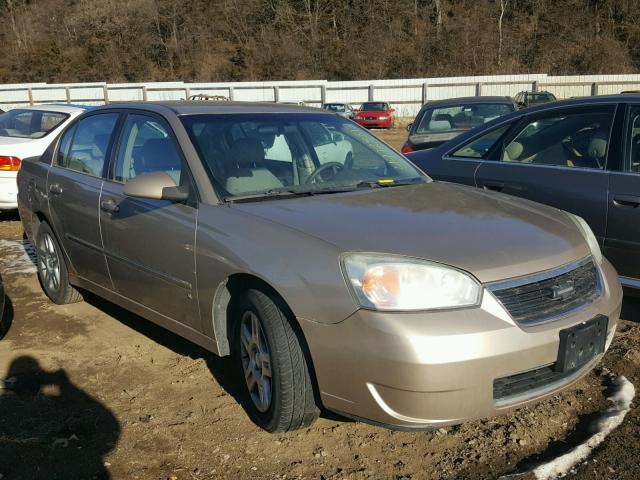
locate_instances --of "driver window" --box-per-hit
[499,107,614,169]
[113,114,184,185]
[626,106,640,173]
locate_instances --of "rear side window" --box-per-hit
[58,113,119,177]
[498,107,614,169]
[56,125,77,167]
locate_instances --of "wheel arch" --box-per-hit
[211,272,322,405]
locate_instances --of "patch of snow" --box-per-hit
[0,239,37,274]
[500,375,635,480]
[532,375,635,480]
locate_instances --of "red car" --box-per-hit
[354,102,395,129]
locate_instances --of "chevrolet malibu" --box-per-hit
[17,102,622,432]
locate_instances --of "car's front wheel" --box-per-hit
[233,289,319,432]
[35,222,82,305]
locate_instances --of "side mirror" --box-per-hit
[123,172,188,202]
[332,132,345,143]
[406,123,413,132]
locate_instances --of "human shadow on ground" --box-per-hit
[0,356,120,480]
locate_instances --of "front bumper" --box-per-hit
[0,173,18,210]
[299,258,622,430]
[355,118,392,128]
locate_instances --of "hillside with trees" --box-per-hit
[1,0,639,83]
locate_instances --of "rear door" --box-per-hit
[605,103,640,281]
[99,112,200,329]
[47,112,120,287]
[474,105,616,245]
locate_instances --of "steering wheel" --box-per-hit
[305,162,344,184]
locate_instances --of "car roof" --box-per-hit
[89,101,325,115]
[11,104,92,114]
[420,96,514,110]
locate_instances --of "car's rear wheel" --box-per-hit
[35,222,82,305]
[233,289,319,432]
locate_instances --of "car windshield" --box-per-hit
[0,109,69,139]
[415,103,514,134]
[181,113,426,201]
[360,103,387,112]
[324,104,346,112]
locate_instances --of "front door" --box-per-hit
[474,105,616,244]
[605,104,640,280]
[99,113,200,329]
[47,112,120,287]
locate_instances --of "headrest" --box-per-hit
[588,131,608,159]
[434,114,452,122]
[230,138,265,166]
[504,141,523,161]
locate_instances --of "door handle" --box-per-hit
[49,184,63,195]
[613,194,640,208]
[100,198,120,213]
[481,181,505,191]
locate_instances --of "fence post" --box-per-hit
[185,87,191,100]
[228,86,234,101]
[532,81,538,93]
[320,85,326,105]
[591,82,599,96]
[65,87,71,104]
[27,88,34,106]
[368,84,374,102]
[422,82,428,104]
[103,86,109,104]
[273,86,280,103]
[142,86,148,102]
[475,82,483,96]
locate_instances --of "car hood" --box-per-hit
[232,182,590,284]
[358,111,387,116]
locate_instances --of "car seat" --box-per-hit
[224,138,283,195]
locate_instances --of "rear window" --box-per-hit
[0,109,69,139]
[416,103,514,134]
[360,103,388,111]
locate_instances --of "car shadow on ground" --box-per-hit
[0,210,20,222]
[81,291,353,428]
[0,355,120,479]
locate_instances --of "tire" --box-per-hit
[35,222,82,305]
[232,289,319,432]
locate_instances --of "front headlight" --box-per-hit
[342,253,482,311]
[566,213,603,264]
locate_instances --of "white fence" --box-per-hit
[2,74,640,117]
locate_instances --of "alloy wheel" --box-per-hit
[239,311,273,412]
[38,233,61,294]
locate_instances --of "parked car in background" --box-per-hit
[401,97,517,153]
[514,91,557,109]
[0,104,90,210]
[407,94,640,290]
[18,101,621,433]
[353,102,395,129]
[322,102,355,119]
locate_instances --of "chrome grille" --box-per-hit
[489,258,601,325]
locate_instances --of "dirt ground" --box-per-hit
[0,129,638,480]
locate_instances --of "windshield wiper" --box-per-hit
[226,189,315,203]
[352,178,423,189]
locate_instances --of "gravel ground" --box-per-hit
[0,129,638,480]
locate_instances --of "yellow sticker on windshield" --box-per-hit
[377,179,395,184]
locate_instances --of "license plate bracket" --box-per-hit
[556,315,608,373]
